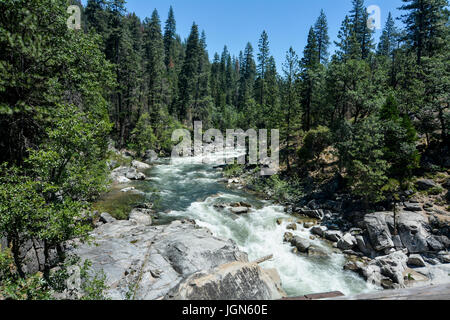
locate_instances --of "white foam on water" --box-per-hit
[169,196,375,297]
[149,153,376,297]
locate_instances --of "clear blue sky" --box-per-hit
[82,0,405,69]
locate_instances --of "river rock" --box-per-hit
[361,251,409,289]
[397,211,429,254]
[307,200,321,210]
[303,222,315,229]
[230,202,251,208]
[344,261,366,275]
[100,212,116,224]
[132,160,151,171]
[126,169,146,181]
[116,176,131,184]
[355,235,376,258]
[121,187,136,193]
[129,209,152,226]
[308,245,329,258]
[143,150,159,163]
[324,230,343,243]
[439,254,450,264]
[337,233,356,251]
[231,207,249,215]
[364,212,394,252]
[68,220,254,300]
[311,226,327,237]
[283,232,294,243]
[165,261,286,300]
[300,209,325,220]
[15,239,59,275]
[426,236,445,251]
[290,236,311,253]
[111,166,146,181]
[407,254,426,267]
[286,223,297,231]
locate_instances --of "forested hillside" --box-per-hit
[0,0,448,299]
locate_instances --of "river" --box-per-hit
[109,154,377,297]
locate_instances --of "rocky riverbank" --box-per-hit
[65,213,286,300]
[59,148,449,299]
[225,167,450,291]
[55,150,285,300]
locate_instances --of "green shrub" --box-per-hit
[223,164,245,178]
[0,247,52,300]
[298,126,332,165]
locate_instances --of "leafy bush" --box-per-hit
[250,174,303,202]
[223,164,245,178]
[298,126,332,166]
[79,260,109,300]
[0,247,52,300]
[129,113,158,158]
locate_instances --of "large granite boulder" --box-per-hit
[290,236,311,253]
[111,166,146,182]
[67,218,283,300]
[397,211,429,254]
[407,254,426,267]
[165,262,286,300]
[129,209,152,226]
[358,251,409,289]
[131,160,151,171]
[311,226,327,237]
[337,233,356,251]
[363,212,394,252]
[299,209,325,220]
[355,234,376,258]
[324,230,343,243]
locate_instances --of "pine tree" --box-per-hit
[301,27,320,131]
[337,116,390,207]
[237,43,256,111]
[314,9,330,64]
[178,23,200,123]
[163,6,181,115]
[85,0,110,44]
[378,12,399,57]
[264,56,279,128]
[379,94,420,178]
[334,16,360,61]
[143,10,166,123]
[349,0,374,59]
[164,6,176,68]
[400,0,449,64]
[282,47,300,169]
[193,30,213,127]
[256,31,270,106]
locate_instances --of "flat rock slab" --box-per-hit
[68,220,249,300]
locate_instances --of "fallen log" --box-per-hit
[252,254,274,265]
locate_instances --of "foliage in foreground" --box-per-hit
[0,247,110,300]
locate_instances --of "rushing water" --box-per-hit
[116,155,377,297]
